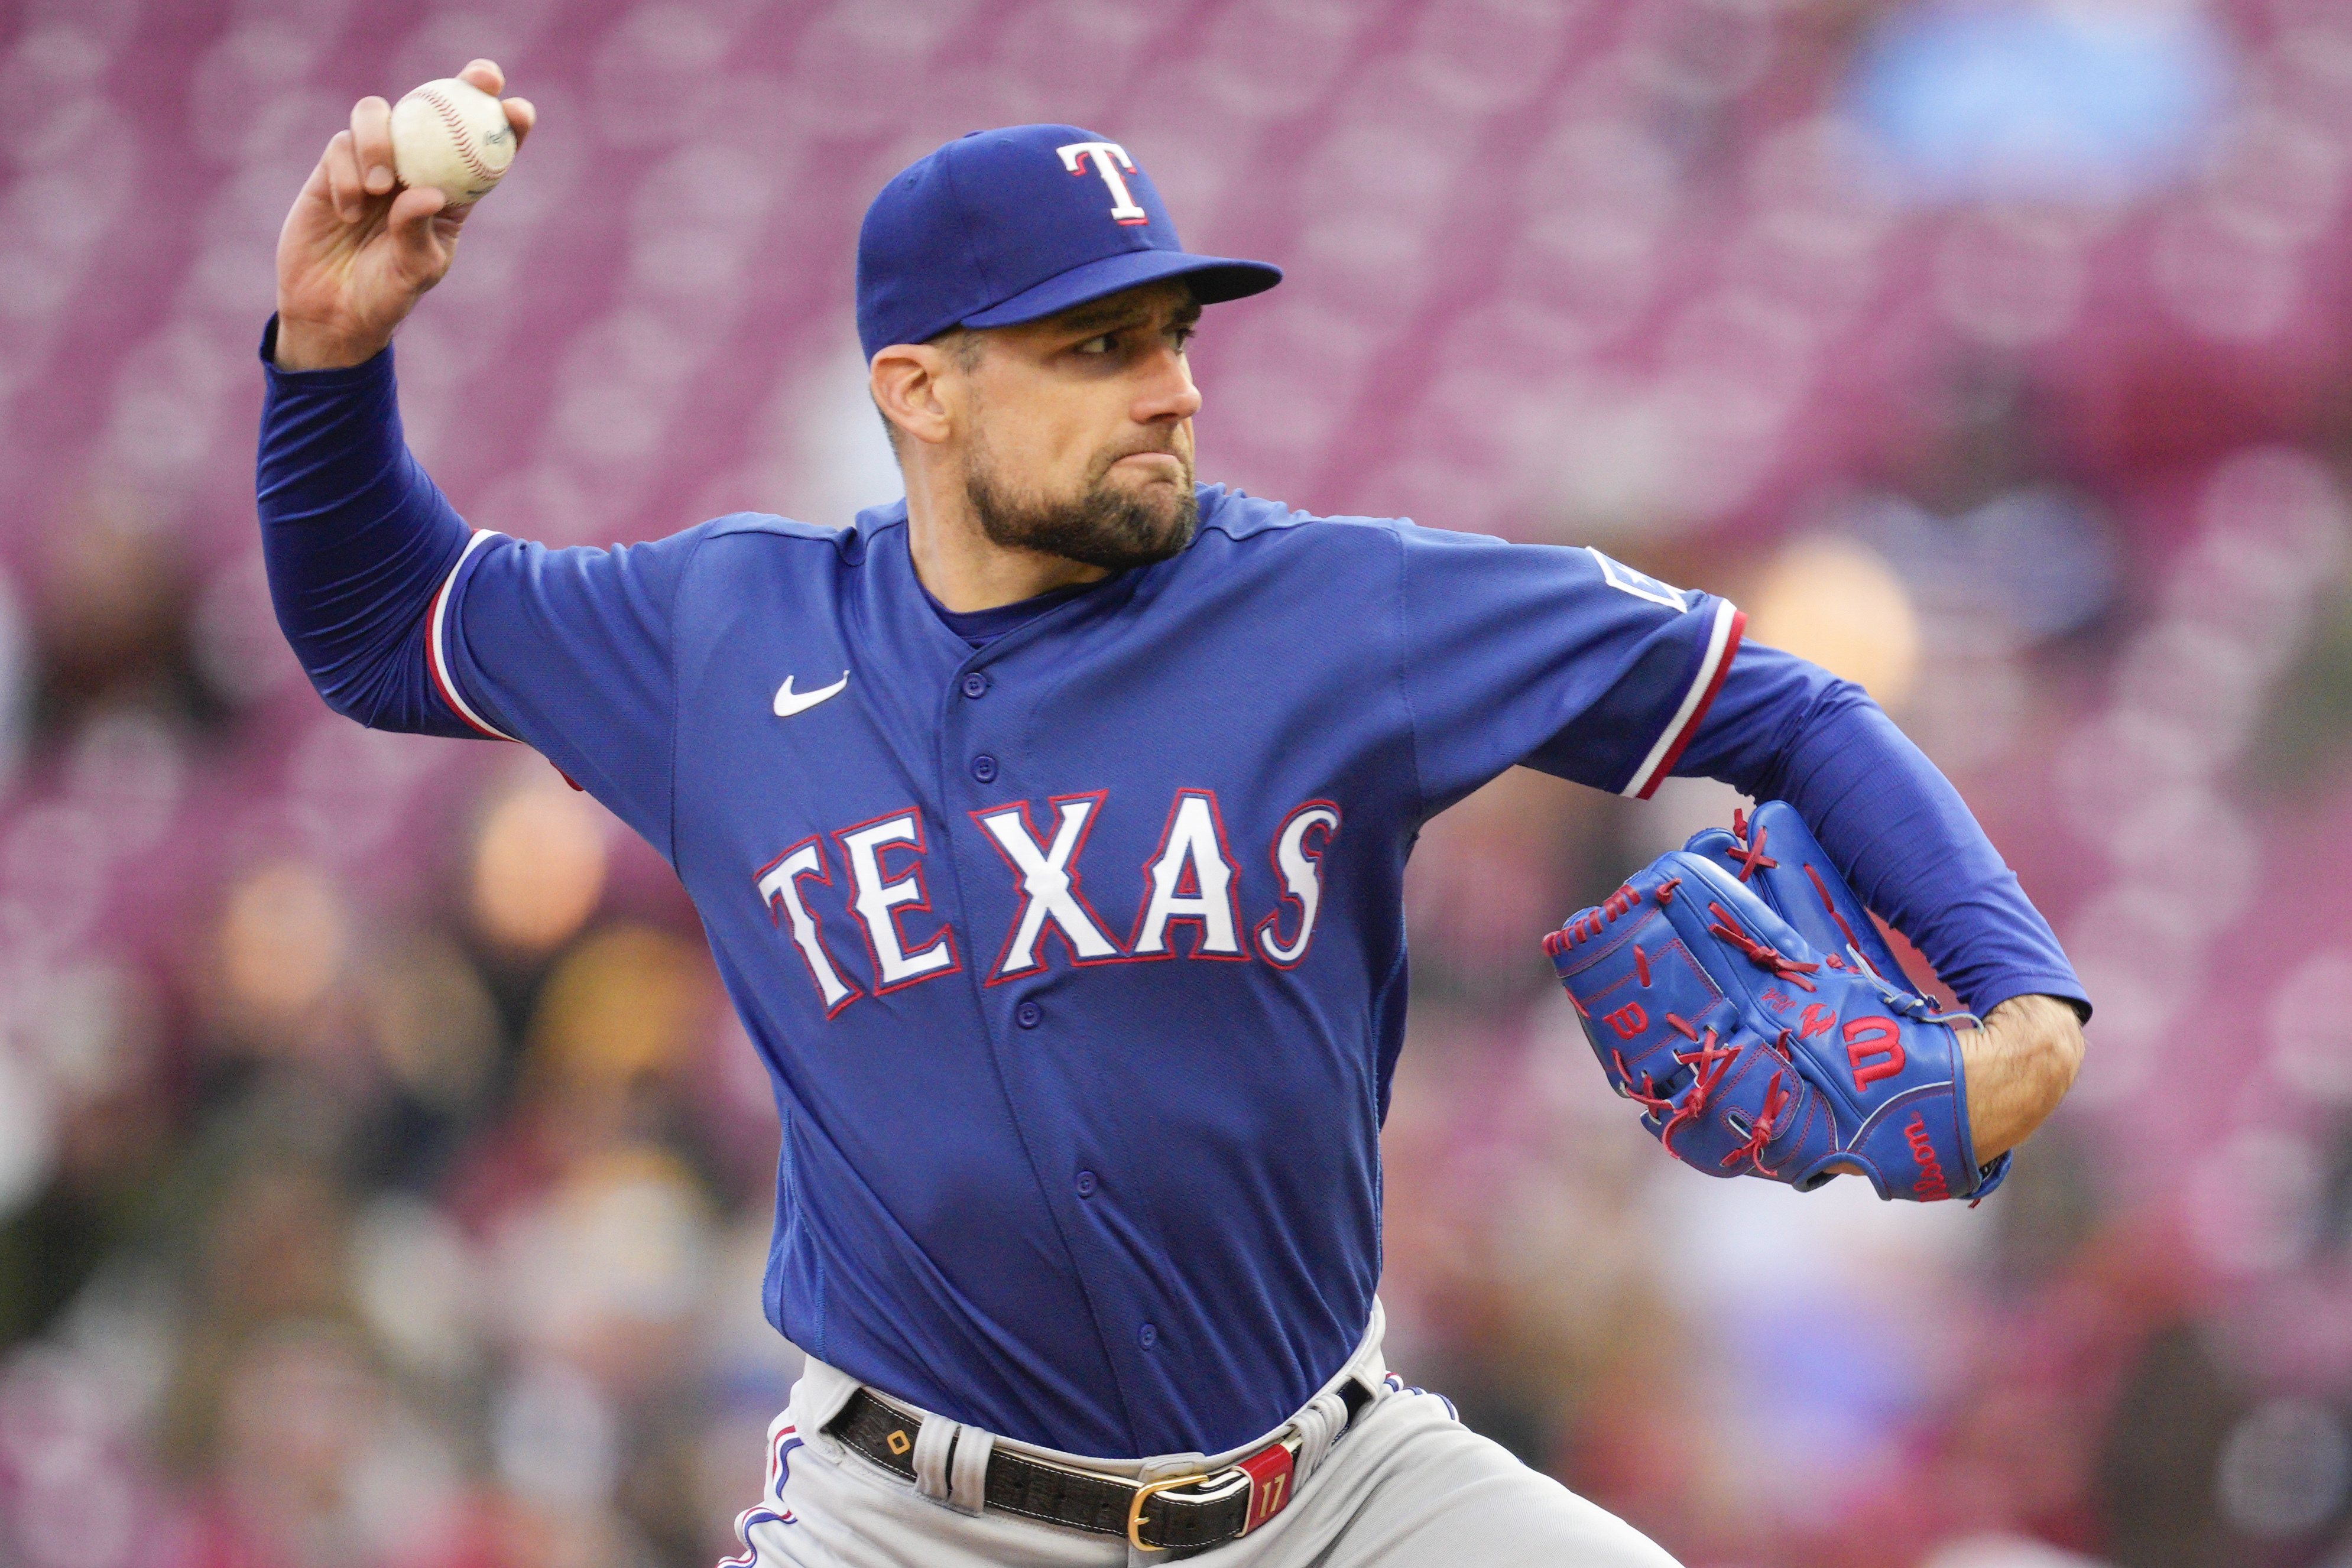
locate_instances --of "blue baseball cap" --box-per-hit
[857,124,1282,361]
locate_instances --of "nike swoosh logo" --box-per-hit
[773,671,850,718]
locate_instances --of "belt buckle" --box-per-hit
[1126,1470,1211,1551]
[1126,1435,1299,1552]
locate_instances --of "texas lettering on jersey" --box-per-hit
[755,788,1342,1011]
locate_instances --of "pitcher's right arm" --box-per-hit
[259,61,700,853]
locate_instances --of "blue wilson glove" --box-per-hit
[1682,801,1914,996]
[1544,806,2007,1202]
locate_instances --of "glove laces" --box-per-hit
[1721,1067,1792,1176]
[1544,881,1644,954]
[1610,1049,1675,1119]
[1654,1015,1737,1156]
[1723,809,1781,882]
[1704,902,1821,991]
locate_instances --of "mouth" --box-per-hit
[1110,452,1186,481]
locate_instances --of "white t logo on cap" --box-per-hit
[1057,141,1149,226]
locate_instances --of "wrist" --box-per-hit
[271,313,390,372]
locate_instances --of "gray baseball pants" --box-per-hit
[721,1308,1681,1568]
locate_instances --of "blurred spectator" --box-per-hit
[26,486,216,746]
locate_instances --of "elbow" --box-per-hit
[299,651,431,734]
[296,653,384,728]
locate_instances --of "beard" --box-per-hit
[963,436,1199,572]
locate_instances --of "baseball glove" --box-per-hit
[1543,801,2009,1202]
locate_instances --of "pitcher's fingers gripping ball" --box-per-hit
[1545,801,2010,1202]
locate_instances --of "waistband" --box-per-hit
[793,1299,1389,1524]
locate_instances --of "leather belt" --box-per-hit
[827,1379,1374,1552]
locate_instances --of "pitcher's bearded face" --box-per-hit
[963,420,1198,570]
[954,279,1206,572]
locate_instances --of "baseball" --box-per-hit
[388,76,515,206]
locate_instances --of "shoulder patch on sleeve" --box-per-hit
[1587,547,1688,612]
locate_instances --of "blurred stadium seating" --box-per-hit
[4,1,2352,1564]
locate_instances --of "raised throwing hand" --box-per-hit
[272,59,534,371]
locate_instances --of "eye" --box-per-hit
[1171,325,1197,352]
[1076,334,1114,355]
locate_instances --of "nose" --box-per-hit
[1134,340,1202,426]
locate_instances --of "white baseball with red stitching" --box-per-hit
[388,77,515,206]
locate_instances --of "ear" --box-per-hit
[870,343,958,450]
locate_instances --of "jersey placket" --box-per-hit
[932,595,1189,1451]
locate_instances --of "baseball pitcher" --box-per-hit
[260,61,2088,1567]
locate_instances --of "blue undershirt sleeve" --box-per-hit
[1672,641,2090,1021]
[255,320,474,739]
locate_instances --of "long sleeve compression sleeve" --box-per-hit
[1673,643,2087,1021]
[254,318,479,739]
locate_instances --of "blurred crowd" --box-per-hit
[5,1,2352,1566]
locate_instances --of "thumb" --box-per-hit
[387,185,452,277]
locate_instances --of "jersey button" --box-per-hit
[1138,1322,1158,1351]
[971,753,999,783]
[961,672,990,699]
[1075,1169,1097,1197]
[1016,1000,1043,1029]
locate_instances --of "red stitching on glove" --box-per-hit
[1633,944,1651,986]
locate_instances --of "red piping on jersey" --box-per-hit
[426,573,510,741]
[1634,609,1745,800]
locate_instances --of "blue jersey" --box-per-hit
[257,339,2086,1460]
[427,491,1737,1456]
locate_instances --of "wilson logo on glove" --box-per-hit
[1542,801,2010,1204]
[1843,1017,1905,1089]
[1906,1115,1951,1201]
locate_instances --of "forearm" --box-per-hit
[256,315,475,735]
[1954,994,2085,1159]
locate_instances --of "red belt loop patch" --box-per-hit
[1237,1442,1295,1534]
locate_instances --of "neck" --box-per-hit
[901,459,1111,612]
